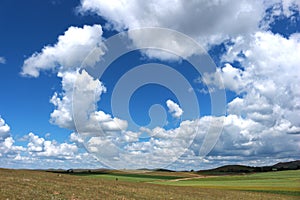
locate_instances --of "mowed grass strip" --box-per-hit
[156,170,300,196]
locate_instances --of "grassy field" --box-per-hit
[155,170,300,196]
[0,168,299,199]
[82,173,184,182]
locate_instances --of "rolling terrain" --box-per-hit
[1,167,299,199]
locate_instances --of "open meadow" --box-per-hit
[0,168,299,199]
[155,170,300,196]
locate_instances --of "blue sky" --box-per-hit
[0,0,300,170]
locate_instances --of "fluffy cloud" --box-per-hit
[2,112,298,169]
[262,0,300,28]
[198,31,300,163]
[50,69,128,135]
[0,56,6,64]
[85,118,199,168]
[202,32,300,132]
[0,117,99,168]
[69,132,84,147]
[211,115,300,160]
[15,1,300,169]
[224,32,300,128]
[166,99,183,118]
[0,137,25,157]
[0,116,25,158]
[78,0,300,61]
[78,0,271,60]
[0,131,99,169]
[0,116,10,140]
[83,112,300,169]
[50,70,85,130]
[19,23,127,133]
[27,132,78,160]
[79,0,264,38]
[78,0,265,59]
[202,63,245,93]
[21,24,105,77]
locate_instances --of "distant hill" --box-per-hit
[153,168,175,172]
[273,160,300,170]
[44,160,300,175]
[197,160,300,175]
[198,165,256,174]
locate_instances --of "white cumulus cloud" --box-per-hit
[0,116,25,158]
[79,0,265,59]
[50,69,128,135]
[166,99,183,118]
[14,1,300,169]
[0,116,10,140]
[27,132,78,160]
[21,24,105,77]
[224,32,300,128]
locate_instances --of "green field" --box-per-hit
[1,168,299,199]
[84,173,184,182]
[154,170,300,196]
[77,170,300,196]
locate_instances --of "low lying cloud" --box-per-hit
[0,116,99,169]
[27,132,78,160]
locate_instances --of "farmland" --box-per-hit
[0,168,299,199]
[155,170,300,196]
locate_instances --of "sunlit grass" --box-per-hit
[154,170,300,196]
